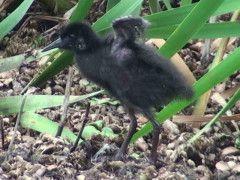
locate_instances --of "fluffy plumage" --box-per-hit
[43,17,194,165]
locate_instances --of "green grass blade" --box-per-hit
[162,0,172,10]
[131,46,240,143]
[149,0,161,13]
[146,21,240,39]
[32,51,74,86]
[21,112,116,142]
[158,0,224,58]
[0,0,34,40]
[107,0,121,11]
[21,112,81,142]
[0,49,56,73]
[20,112,103,143]
[145,0,240,27]
[181,0,192,6]
[0,90,103,115]
[69,0,94,23]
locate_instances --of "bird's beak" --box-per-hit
[42,36,74,52]
[42,38,63,52]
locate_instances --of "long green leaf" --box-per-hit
[149,0,161,13]
[145,0,240,27]
[0,90,103,115]
[131,46,240,143]
[0,0,34,40]
[181,0,192,6]
[21,112,116,142]
[146,21,240,39]
[107,0,121,11]
[162,0,172,10]
[32,51,74,86]
[70,0,94,23]
[158,0,224,58]
[20,112,102,142]
[0,49,56,73]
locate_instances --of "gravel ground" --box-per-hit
[1,0,240,179]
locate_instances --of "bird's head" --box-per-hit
[42,22,99,52]
[112,16,150,41]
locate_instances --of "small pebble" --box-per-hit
[232,164,240,173]
[43,87,52,95]
[117,106,125,114]
[135,138,148,151]
[77,175,86,180]
[53,85,64,94]
[138,116,148,123]
[227,161,236,169]
[222,147,240,156]
[162,120,180,134]
[167,142,175,149]
[216,161,230,171]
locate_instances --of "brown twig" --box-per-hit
[56,66,74,136]
[71,102,91,152]
[0,0,14,13]
[5,95,27,161]
[173,114,240,123]
[18,15,67,33]
[0,116,4,150]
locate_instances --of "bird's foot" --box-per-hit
[149,156,165,168]
[114,150,126,161]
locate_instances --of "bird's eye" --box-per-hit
[134,26,139,32]
[134,26,141,37]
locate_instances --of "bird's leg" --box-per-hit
[115,108,137,160]
[144,111,161,165]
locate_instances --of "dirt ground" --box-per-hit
[0,0,240,179]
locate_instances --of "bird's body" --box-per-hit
[43,17,194,165]
[76,37,192,114]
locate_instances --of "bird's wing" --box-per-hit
[134,43,173,70]
[112,16,149,42]
[109,38,136,66]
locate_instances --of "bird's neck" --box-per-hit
[84,32,102,50]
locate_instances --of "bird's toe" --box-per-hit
[114,152,125,161]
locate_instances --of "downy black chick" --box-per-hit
[109,17,194,164]
[43,18,194,165]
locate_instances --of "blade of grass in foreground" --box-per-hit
[20,112,116,143]
[0,90,103,115]
[158,0,224,58]
[70,0,94,23]
[181,0,192,6]
[146,21,240,39]
[145,0,240,27]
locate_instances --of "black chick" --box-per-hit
[43,18,193,165]
[108,17,194,163]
